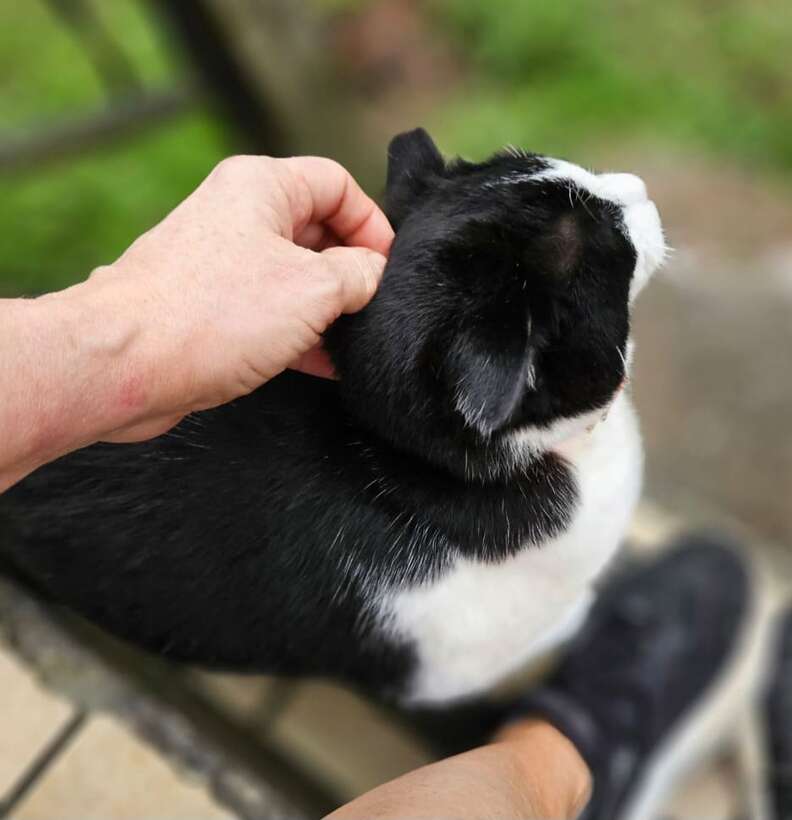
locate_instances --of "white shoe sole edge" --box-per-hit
[618,554,777,820]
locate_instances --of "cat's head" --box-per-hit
[326,128,666,478]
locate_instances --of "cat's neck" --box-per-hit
[349,390,621,486]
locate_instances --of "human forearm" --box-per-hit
[327,720,590,820]
[0,278,156,492]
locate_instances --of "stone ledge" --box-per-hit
[0,578,335,819]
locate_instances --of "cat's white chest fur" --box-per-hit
[381,390,643,704]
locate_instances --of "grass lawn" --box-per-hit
[2,0,790,296]
[431,0,792,170]
[0,1,227,297]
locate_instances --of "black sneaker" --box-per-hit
[765,607,792,819]
[515,533,757,820]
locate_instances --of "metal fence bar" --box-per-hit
[152,0,289,156]
[0,88,197,174]
[44,0,144,96]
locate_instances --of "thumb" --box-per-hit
[319,245,387,314]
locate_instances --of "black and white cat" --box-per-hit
[0,129,666,704]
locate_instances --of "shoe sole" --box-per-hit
[619,550,775,820]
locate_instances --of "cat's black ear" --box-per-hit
[446,323,534,437]
[385,128,445,228]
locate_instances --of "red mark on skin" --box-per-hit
[117,373,148,412]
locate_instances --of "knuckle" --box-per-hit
[311,254,345,304]
[88,264,113,282]
[360,255,380,298]
[320,157,346,178]
[213,155,247,179]
[348,254,369,287]
[288,155,343,176]
[212,154,272,183]
[89,262,133,286]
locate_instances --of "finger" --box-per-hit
[294,222,327,250]
[294,222,336,251]
[283,156,394,255]
[290,345,337,379]
[318,245,386,314]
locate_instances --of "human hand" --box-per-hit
[1,154,394,490]
[84,155,394,442]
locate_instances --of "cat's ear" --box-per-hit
[446,322,534,437]
[385,128,444,228]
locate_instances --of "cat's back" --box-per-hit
[3,370,341,529]
[0,371,384,673]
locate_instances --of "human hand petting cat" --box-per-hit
[0,155,393,492]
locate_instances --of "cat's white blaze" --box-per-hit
[597,173,647,206]
[532,159,668,300]
[499,160,667,301]
[383,389,643,703]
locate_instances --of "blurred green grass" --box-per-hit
[432,0,792,166]
[0,1,227,297]
[2,0,791,297]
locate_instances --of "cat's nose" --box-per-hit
[597,173,648,206]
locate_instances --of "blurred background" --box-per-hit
[2,0,790,547]
[1,2,790,818]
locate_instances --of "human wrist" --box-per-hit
[0,267,187,491]
[31,271,162,447]
[0,288,119,489]
[496,719,592,817]
[93,256,217,417]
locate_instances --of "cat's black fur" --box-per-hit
[0,129,637,698]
